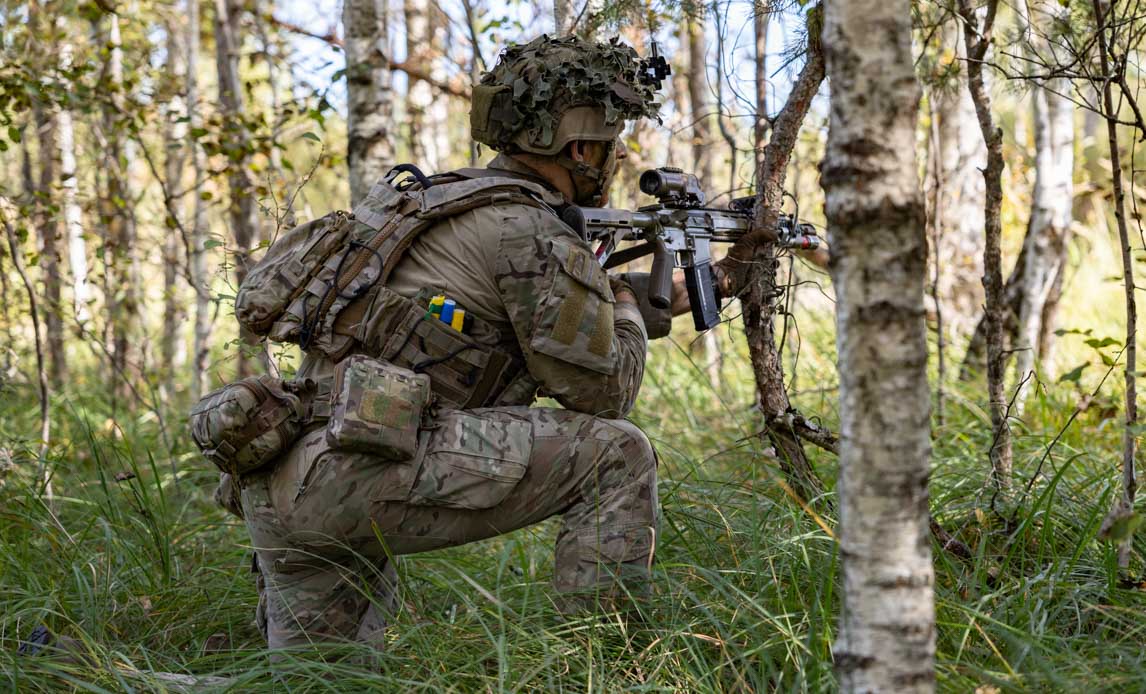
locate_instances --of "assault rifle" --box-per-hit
[561,167,821,331]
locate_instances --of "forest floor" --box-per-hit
[2,310,1145,692]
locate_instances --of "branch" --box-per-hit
[773,410,839,455]
[267,14,471,99]
[719,8,825,294]
[266,14,342,47]
[0,197,52,493]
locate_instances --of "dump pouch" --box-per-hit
[326,355,432,461]
[189,376,306,476]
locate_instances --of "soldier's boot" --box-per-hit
[18,625,92,667]
[260,554,399,659]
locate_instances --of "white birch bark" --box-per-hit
[554,0,573,34]
[345,0,395,206]
[931,25,986,340]
[404,0,433,167]
[188,0,213,400]
[57,33,92,325]
[1014,1,1074,404]
[102,11,142,399]
[162,12,189,386]
[822,0,935,689]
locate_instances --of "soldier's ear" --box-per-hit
[568,140,587,163]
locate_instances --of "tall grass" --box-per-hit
[1,315,1143,692]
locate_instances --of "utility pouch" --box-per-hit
[326,355,431,461]
[190,376,305,476]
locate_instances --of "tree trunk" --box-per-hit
[26,2,67,388]
[57,29,92,326]
[1091,0,1138,572]
[926,104,947,426]
[958,0,1012,490]
[821,1,935,689]
[961,3,1074,399]
[718,10,826,503]
[554,0,573,34]
[100,11,141,407]
[1013,82,1072,400]
[404,0,443,168]
[2,198,53,499]
[461,0,484,166]
[754,0,770,169]
[29,106,68,387]
[931,23,986,341]
[345,0,395,206]
[162,11,189,397]
[685,9,723,387]
[214,0,260,379]
[188,0,213,400]
[0,215,11,378]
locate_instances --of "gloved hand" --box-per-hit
[615,271,673,339]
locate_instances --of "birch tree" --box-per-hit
[161,11,188,391]
[56,20,92,325]
[99,10,141,402]
[1012,1,1074,404]
[27,1,66,387]
[962,0,1075,401]
[931,29,986,341]
[821,0,935,689]
[554,0,573,34]
[188,0,212,399]
[345,0,395,206]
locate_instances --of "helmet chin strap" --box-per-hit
[556,140,616,206]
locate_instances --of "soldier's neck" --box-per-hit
[508,154,576,203]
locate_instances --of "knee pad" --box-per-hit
[604,419,657,476]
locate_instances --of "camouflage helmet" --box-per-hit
[471,34,664,156]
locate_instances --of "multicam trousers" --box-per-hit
[240,406,659,650]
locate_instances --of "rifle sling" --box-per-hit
[603,241,656,270]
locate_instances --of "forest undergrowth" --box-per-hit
[1,309,1144,693]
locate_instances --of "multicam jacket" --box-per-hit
[294,154,649,419]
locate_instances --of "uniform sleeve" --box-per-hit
[493,205,648,418]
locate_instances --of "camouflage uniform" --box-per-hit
[240,153,659,650]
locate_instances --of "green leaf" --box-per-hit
[7,126,20,143]
[1058,363,1089,384]
[203,240,224,249]
[300,132,321,143]
[1085,337,1121,349]
[190,127,209,138]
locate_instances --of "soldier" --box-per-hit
[233,34,686,653]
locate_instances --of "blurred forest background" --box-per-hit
[1,0,1146,690]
